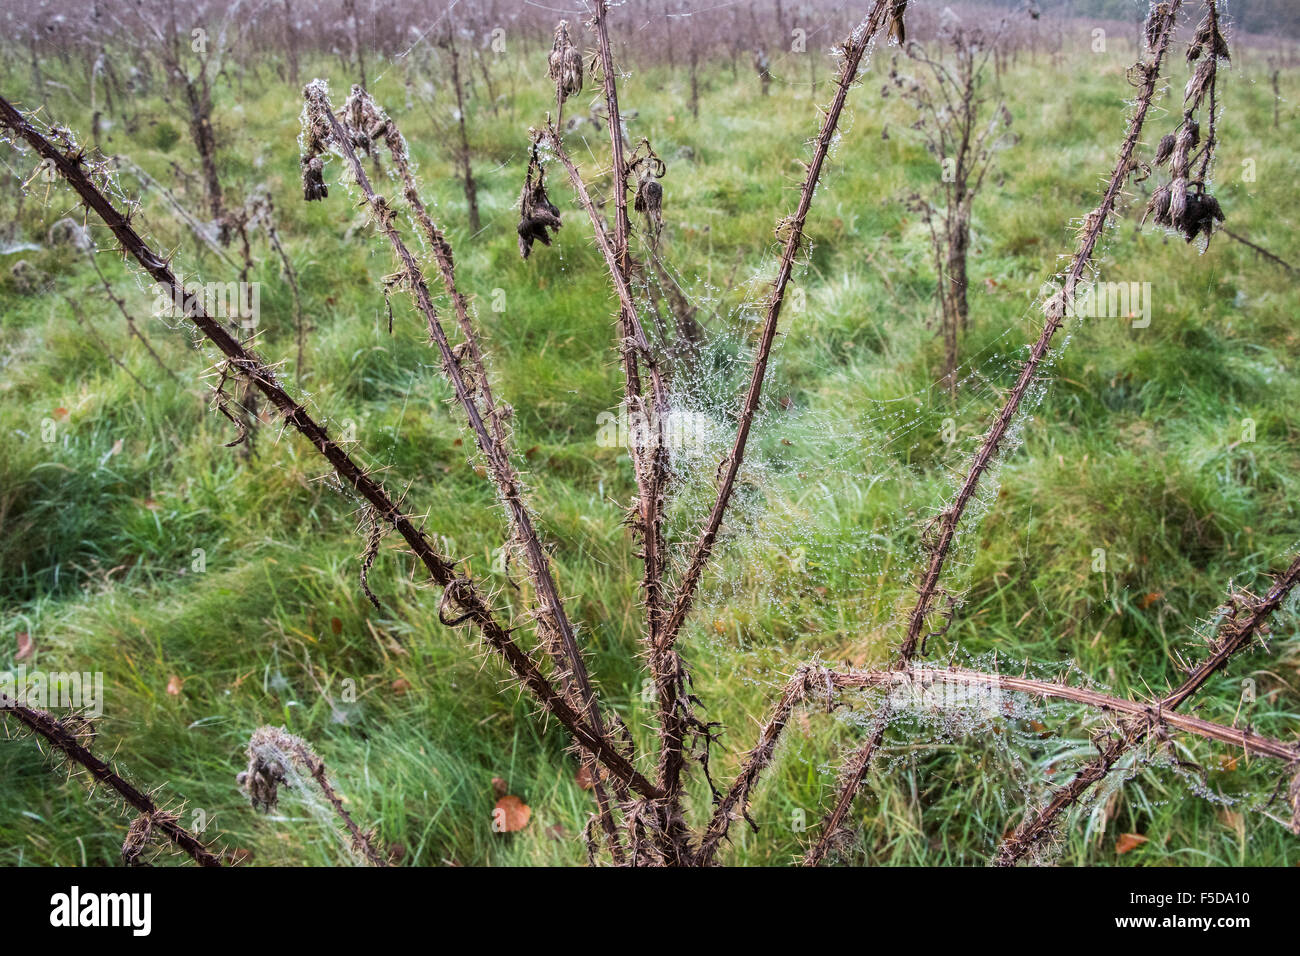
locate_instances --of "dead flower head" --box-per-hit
[630,142,666,242]
[517,137,562,259]
[1145,181,1224,245]
[549,20,583,105]
[237,725,304,811]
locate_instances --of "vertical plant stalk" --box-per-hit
[0,95,659,802]
[442,31,481,233]
[1,694,221,867]
[804,0,1184,866]
[587,0,674,645]
[539,129,684,837]
[551,0,687,858]
[315,84,625,859]
[996,551,1300,865]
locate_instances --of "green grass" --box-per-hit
[1,35,1299,866]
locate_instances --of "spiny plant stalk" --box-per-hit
[803,0,1185,866]
[539,0,684,859]
[538,123,682,820]
[1,694,220,867]
[696,643,1300,866]
[840,664,1300,761]
[656,0,892,822]
[589,0,676,678]
[0,95,659,804]
[304,82,625,859]
[996,551,1300,865]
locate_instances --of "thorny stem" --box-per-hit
[322,85,625,860]
[1,694,221,867]
[845,665,1300,762]
[608,0,883,853]
[659,0,891,654]
[585,1,684,839]
[694,665,834,865]
[540,128,684,845]
[996,551,1300,865]
[253,730,390,866]
[308,759,388,866]
[804,0,1185,866]
[0,94,660,803]
[696,650,1300,865]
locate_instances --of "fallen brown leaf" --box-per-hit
[1116,832,1148,855]
[493,794,531,833]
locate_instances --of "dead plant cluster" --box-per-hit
[0,0,1296,869]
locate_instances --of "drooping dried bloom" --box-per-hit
[1153,132,1175,166]
[1187,2,1230,63]
[631,146,666,242]
[517,138,562,259]
[1145,2,1172,52]
[301,155,328,201]
[888,0,908,44]
[338,83,389,155]
[549,20,583,105]
[1145,182,1224,244]
[238,726,295,811]
[301,80,335,202]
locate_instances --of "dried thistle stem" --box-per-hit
[317,83,626,859]
[804,0,1185,866]
[0,94,659,802]
[2,694,220,867]
[996,550,1300,865]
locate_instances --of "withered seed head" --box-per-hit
[549,20,583,105]
[302,155,328,202]
[1153,132,1175,166]
[518,140,562,259]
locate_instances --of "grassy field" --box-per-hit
[1,31,1299,866]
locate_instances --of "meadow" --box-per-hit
[1,11,1299,866]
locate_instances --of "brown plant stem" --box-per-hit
[996,550,1300,866]
[659,0,892,655]
[0,94,659,802]
[325,85,625,860]
[539,128,685,840]
[640,1,891,839]
[804,0,1184,866]
[696,649,1300,865]
[584,3,684,831]
[1,694,221,867]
